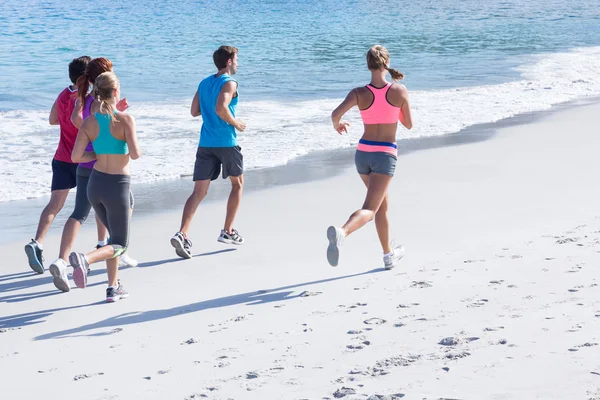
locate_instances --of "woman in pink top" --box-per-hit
[327,45,413,270]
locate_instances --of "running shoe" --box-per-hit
[217,229,244,245]
[24,239,44,274]
[383,243,405,270]
[49,258,70,292]
[326,226,345,267]
[69,252,90,289]
[171,231,192,259]
[118,252,138,268]
[106,281,129,303]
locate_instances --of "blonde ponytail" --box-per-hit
[94,71,120,124]
[386,67,404,81]
[367,45,405,81]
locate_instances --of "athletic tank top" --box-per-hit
[53,86,79,163]
[79,95,97,169]
[198,74,238,148]
[92,112,129,155]
[359,83,402,125]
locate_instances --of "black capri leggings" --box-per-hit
[70,166,134,224]
[87,169,131,256]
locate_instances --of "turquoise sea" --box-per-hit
[1,0,600,201]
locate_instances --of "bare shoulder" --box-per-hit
[222,80,237,92]
[81,114,97,128]
[390,83,408,94]
[118,112,135,124]
[355,86,370,94]
[389,83,409,103]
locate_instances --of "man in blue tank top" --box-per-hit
[171,46,247,259]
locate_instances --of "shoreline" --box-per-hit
[1,96,598,244]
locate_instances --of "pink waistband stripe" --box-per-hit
[357,143,398,156]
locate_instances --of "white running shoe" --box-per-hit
[49,258,70,292]
[118,253,138,268]
[218,229,244,245]
[326,226,345,267]
[171,231,192,259]
[383,243,405,270]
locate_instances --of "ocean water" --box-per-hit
[1,0,600,202]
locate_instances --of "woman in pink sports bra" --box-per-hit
[327,45,413,270]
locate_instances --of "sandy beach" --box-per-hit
[2,101,600,399]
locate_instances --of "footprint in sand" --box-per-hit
[37,368,58,374]
[484,326,505,332]
[444,351,471,360]
[467,299,488,308]
[0,328,21,333]
[439,337,461,346]
[346,344,364,350]
[300,291,322,297]
[364,318,386,325]
[576,343,598,349]
[556,237,579,244]
[74,372,104,381]
[439,336,479,346]
[411,281,433,289]
[246,372,259,379]
[333,387,357,398]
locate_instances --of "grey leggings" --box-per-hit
[70,166,134,224]
[87,169,131,256]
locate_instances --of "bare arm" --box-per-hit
[216,81,245,131]
[331,88,358,134]
[398,85,413,130]
[71,119,96,163]
[123,114,141,160]
[190,90,201,117]
[49,99,59,125]
[71,98,84,128]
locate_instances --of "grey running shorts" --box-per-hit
[354,150,397,177]
[193,146,244,181]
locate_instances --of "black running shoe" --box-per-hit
[24,239,44,274]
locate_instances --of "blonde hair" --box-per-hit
[94,71,120,123]
[366,45,404,81]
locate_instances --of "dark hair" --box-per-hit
[76,57,114,107]
[213,46,238,69]
[366,45,404,81]
[68,56,92,84]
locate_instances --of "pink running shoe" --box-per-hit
[69,252,89,289]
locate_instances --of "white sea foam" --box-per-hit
[1,46,600,203]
